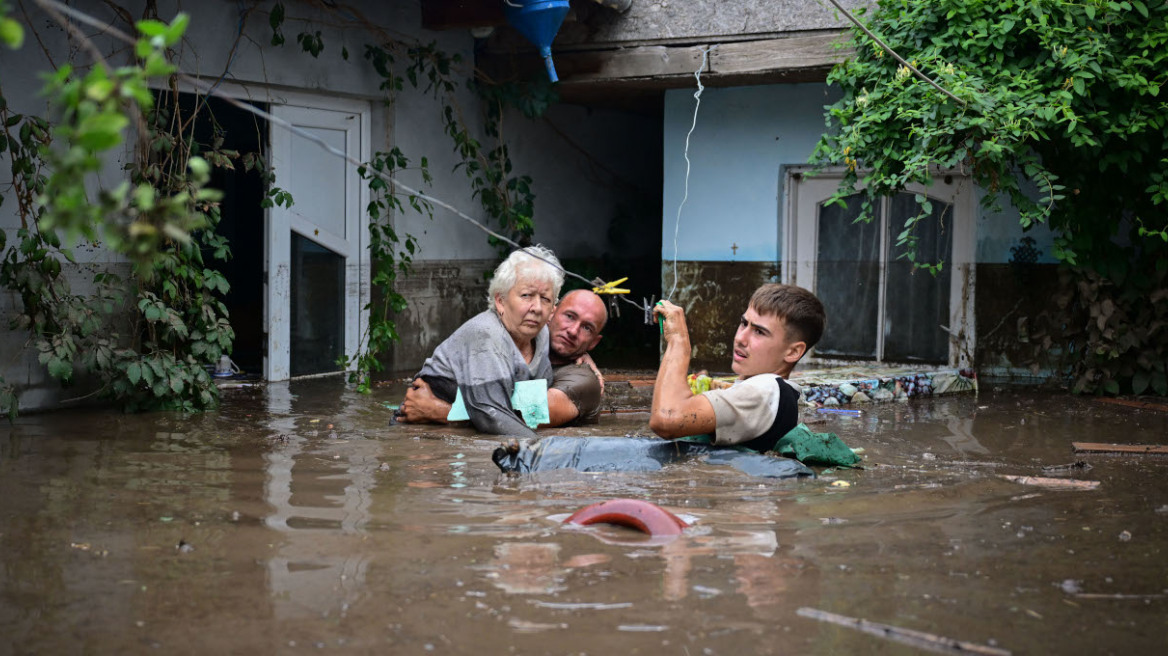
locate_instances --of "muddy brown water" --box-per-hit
[2,381,1166,654]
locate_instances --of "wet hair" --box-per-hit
[749,283,826,349]
[487,245,564,308]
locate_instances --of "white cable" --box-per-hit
[667,46,711,300]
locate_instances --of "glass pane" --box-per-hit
[883,193,953,363]
[814,194,880,359]
[290,233,344,376]
[290,126,347,239]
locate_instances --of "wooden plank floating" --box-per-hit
[1072,442,1168,455]
[1093,397,1168,413]
[999,475,1100,490]
[796,607,1011,655]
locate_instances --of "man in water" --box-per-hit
[650,283,825,451]
[398,288,609,427]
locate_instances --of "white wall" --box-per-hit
[0,0,660,408]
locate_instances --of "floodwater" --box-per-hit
[1,381,1166,655]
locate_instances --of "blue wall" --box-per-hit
[662,81,1060,265]
[662,83,839,262]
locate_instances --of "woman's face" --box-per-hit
[495,277,555,344]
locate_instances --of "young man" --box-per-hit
[399,289,609,427]
[649,284,825,452]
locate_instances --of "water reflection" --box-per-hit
[261,383,379,620]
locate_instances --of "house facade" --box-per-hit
[477,0,1061,379]
[2,1,1064,413]
[0,0,662,411]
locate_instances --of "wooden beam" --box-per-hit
[709,33,847,75]
[1073,442,1168,455]
[554,44,710,82]
[480,33,851,89]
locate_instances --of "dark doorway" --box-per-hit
[161,92,268,375]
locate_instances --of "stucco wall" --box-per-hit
[659,79,1064,373]
[0,0,662,409]
[558,0,874,46]
[662,80,1061,266]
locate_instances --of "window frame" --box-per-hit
[782,166,976,368]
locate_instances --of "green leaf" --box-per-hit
[76,112,130,151]
[1,17,25,49]
[136,19,168,38]
[1132,370,1150,395]
[47,357,73,380]
[164,13,190,46]
[127,362,141,385]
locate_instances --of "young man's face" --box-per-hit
[730,306,806,378]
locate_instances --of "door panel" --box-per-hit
[883,193,953,362]
[267,101,368,381]
[815,193,880,358]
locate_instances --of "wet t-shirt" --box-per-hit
[415,310,552,437]
[550,363,602,424]
[702,374,802,447]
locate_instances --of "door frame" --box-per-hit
[782,166,976,367]
[265,93,371,381]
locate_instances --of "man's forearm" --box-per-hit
[652,332,695,420]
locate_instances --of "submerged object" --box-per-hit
[504,0,571,82]
[492,436,815,479]
[565,499,688,537]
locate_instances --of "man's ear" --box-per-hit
[783,341,807,364]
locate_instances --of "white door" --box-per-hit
[266,100,369,381]
[784,168,975,367]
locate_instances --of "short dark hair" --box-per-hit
[749,284,825,348]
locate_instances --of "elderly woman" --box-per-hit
[403,245,564,437]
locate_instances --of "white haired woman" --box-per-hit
[401,245,564,437]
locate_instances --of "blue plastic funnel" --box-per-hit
[504,0,571,82]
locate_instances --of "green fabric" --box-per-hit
[447,379,550,429]
[775,423,861,467]
[446,389,471,422]
[511,379,549,429]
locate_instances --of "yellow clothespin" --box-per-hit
[592,277,631,295]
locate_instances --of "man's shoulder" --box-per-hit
[552,362,600,387]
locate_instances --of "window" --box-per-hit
[784,168,975,366]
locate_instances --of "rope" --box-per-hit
[666,46,711,300]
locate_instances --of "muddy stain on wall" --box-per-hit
[663,260,779,373]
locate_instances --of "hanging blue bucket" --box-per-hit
[504,0,571,82]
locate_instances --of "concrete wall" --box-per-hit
[558,0,874,46]
[0,0,661,409]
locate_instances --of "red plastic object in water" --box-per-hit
[564,499,688,537]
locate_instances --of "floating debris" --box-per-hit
[529,600,632,611]
[999,475,1100,490]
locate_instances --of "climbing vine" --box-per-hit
[269,2,556,390]
[0,10,242,415]
[0,0,556,412]
[814,0,1168,395]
